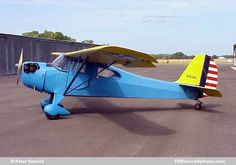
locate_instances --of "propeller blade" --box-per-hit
[16,49,23,86]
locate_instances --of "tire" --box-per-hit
[194,103,202,110]
[45,112,59,120]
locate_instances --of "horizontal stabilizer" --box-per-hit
[179,84,223,97]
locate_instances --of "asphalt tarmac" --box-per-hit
[0,64,235,157]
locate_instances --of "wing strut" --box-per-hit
[65,61,116,95]
[63,57,88,96]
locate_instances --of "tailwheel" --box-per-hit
[45,112,59,120]
[194,103,202,110]
[194,99,203,110]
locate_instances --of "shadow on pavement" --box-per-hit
[65,98,222,136]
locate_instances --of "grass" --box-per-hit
[157,59,233,65]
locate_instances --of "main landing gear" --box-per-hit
[45,112,59,120]
[40,94,70,120]
[194,99,203,110]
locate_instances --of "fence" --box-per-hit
[0,33,96,75]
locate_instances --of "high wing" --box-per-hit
[51,45,157,67]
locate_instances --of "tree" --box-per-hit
[170,52,188,59]
[22,30,76,42]
[81,40,94,44]
[22,31,39,37]
[152,52,190,59]
[212,55,218,59]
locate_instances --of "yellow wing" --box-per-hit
[51,45,157,67]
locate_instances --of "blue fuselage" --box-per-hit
[21,62,199,100]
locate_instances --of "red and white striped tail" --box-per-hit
[203,59,218,97]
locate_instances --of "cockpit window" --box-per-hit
[24,63,40,74]
[97,68,120,78]
[51,55,68,70]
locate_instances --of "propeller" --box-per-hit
[16,49,23,86]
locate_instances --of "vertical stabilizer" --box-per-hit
[176,54,219,97]
[176,54,218,88]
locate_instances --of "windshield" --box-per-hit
[51,55,68,70]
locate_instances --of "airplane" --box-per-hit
[16,45,223,120]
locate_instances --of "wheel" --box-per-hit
[40,98,52,111]
[194,103,202,110]
[45,112,59,120]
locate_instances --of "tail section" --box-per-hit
[176,54,222,97]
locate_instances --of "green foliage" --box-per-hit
[211,55,218,59]
[221,55,234,58]
[169,52,188,59]
[22,31,39,37]
[22,30,76,42]
[152,52,192,59]
[81,40,94,44]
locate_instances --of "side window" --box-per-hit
[80,64,86,73]
[72,60,78,71]
[69,59,86,73]
[97,68,120,78]
[51,55,68,71]
[61,62,68,70]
